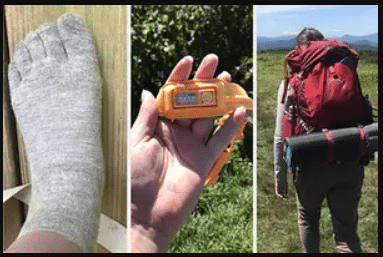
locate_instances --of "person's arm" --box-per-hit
[274,81,288,198]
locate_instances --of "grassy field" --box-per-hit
[168,135,253,253]
[256,50,379,253]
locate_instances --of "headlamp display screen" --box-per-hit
[200,91,214,104]
[174,89,216,108]
[175,92,198,105]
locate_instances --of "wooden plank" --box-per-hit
[4,5,127,252]
[3,10,25,250]
[3,10,19,190]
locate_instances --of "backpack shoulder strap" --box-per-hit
[281,60,290,104]
[281,77,291,104]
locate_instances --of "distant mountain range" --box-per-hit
[258,32,378,51]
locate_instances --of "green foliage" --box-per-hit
[359,50,379,65]
[257,50,378,253]
[169,144,253,253]
[131,5,253,253]
[131,5,253,122]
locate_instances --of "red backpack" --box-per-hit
[282,40,372,139]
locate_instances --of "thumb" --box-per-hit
[206,106,248,159]
[131,90,158,145]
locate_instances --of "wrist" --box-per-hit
[130,218,172,253]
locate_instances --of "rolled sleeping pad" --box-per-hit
[283,122,378,168]
[364,122,379,152]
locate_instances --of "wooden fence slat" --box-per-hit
[3,10,25,251]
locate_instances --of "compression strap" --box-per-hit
[355,125,368,165]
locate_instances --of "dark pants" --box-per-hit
[294,162,364,253]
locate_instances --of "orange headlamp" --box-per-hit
[156,78,253,186]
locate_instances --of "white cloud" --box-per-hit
[326,29,344,38]
[282,30,300,36]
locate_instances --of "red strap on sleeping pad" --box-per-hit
[323,129,334,165]
[355,125,368,165]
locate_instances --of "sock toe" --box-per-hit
[58,13,94,58]
[58,13,88,35]
[37,23,68,60]
[11,44,33,79]
[24,32,47,63]
[8,63,22,90]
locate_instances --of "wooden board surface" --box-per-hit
[3,10,25,251]
[3,5,127,252]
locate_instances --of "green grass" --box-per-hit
[256,50,378,253]
[168,142,253,253]
[163,49,378,253]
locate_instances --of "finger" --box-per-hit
[174,119,193,129]
[192,118,215,139]
[207,106,247,158]
[217,71,232,82]
[193,53,219,79]
[131,90,158,145]
[166,56,194,127]
[166,56,193,82]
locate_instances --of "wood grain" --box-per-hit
[3,11,25,251]
[3,5,127,252]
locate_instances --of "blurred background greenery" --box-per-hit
[131,5,253,122]
[131,6,254,252]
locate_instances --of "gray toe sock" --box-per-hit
[8,13,104,253]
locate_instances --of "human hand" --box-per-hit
[275,172,288,199]
[130,54,249,252]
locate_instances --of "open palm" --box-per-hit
[131,54,247,252]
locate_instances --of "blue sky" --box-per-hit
[256,5,378,38]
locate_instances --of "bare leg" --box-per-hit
[4,230,81,253]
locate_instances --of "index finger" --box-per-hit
[166,56,193,82]
[193,54,219,79]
